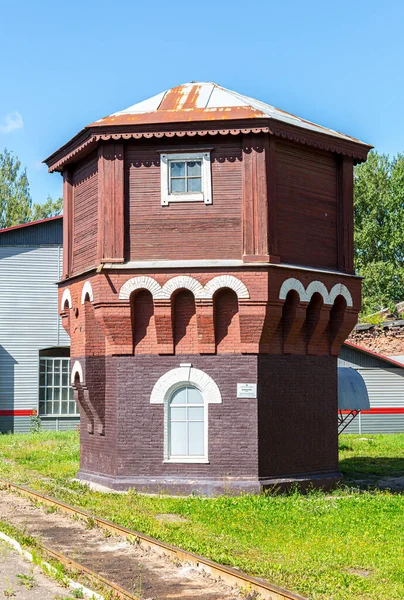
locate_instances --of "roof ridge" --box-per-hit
[0,215,63,234]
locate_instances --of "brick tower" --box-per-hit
[46,83,371,494]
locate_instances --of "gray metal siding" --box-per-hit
[2,416,79,434]
[339,345,386,368]
[357,369,404,408]
[0,245,74,432]
[0,218,63,246]
[360,414,404,434]
[339,345,404,433]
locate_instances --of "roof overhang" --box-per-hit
[44,117,372,173]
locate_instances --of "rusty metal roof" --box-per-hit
[89,82,368,145]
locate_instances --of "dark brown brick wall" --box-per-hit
[257,354,338,479]
[77,355,114,476]
[77,354,259,479]
[75,352,340,486]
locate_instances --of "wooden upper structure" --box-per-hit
[44,82,372,281]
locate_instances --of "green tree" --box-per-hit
[0,149,62,229]
[354,151,404,315]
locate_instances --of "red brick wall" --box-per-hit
[173,290,198,354]
[60,266,361,359]
[214,288,240,353]
[132,290,157,354]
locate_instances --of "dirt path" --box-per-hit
[0,490,241,600]
[0,538,76,600]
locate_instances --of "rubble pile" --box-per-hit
[349,320,404,356]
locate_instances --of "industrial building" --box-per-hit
[339,341,404,434]
[0,216,77,433]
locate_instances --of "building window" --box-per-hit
[160,152,212,206]
[168,385,206,461]
[39,358,78,416]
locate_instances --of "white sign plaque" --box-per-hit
[237,383,257,399]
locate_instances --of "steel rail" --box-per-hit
[40,543,139,600]
[0,478,307,600]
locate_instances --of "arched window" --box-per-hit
[168,385,206,461]
[150,365,221,463]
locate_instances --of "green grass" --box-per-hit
[339,434,404,482]
[0,431,403,600]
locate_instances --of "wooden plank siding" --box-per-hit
[72,155,98,274]
[275,141,338,270]
[125,141,243,261]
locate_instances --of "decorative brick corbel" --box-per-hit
[329,308,358,356]
[73,386,94,434]
[196,300,215,354]
[239,300,268,353]
[282,303,308,355]
[154,300,174,354]
[94,302,133,355]
[60,311,71,336]
[307,305,332,356]
[259,301,284,354]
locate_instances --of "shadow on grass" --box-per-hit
[340,456,404,492]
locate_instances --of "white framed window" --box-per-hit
[39,358,78,416]
[167,385,207,462]
[150,365,222,464]
[160,152,212,206]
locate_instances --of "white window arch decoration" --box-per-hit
[159,276,208,300]
[279,278,308,302]
[71,360,84,386]
[81,281,94,304]
[204,275,249,299]
[150,365,222,463]
[118,275,251,302]
[279,278,353,307]
[61,289,72,311]
[305,281,329,303]
[119,276,162,300]
[329,283,353,307]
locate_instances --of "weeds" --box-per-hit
[16,573,36,589]
[29,410,41,434]
[86,517,96,530]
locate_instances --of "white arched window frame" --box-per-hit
[150,365,221,464]
[165,383,208,463]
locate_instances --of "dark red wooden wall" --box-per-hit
[67,136,347,276]
[72,155,98,273]
[275,141,338,270]
[125,141,242,261]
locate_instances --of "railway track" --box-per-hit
[0,478,307,600]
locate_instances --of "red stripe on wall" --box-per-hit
[1,408,404,417]
[0,410,35,417]
[340,408,404,415]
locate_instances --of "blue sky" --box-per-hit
[0,0,403,204]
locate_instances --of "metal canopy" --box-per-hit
[338,367,370,434]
